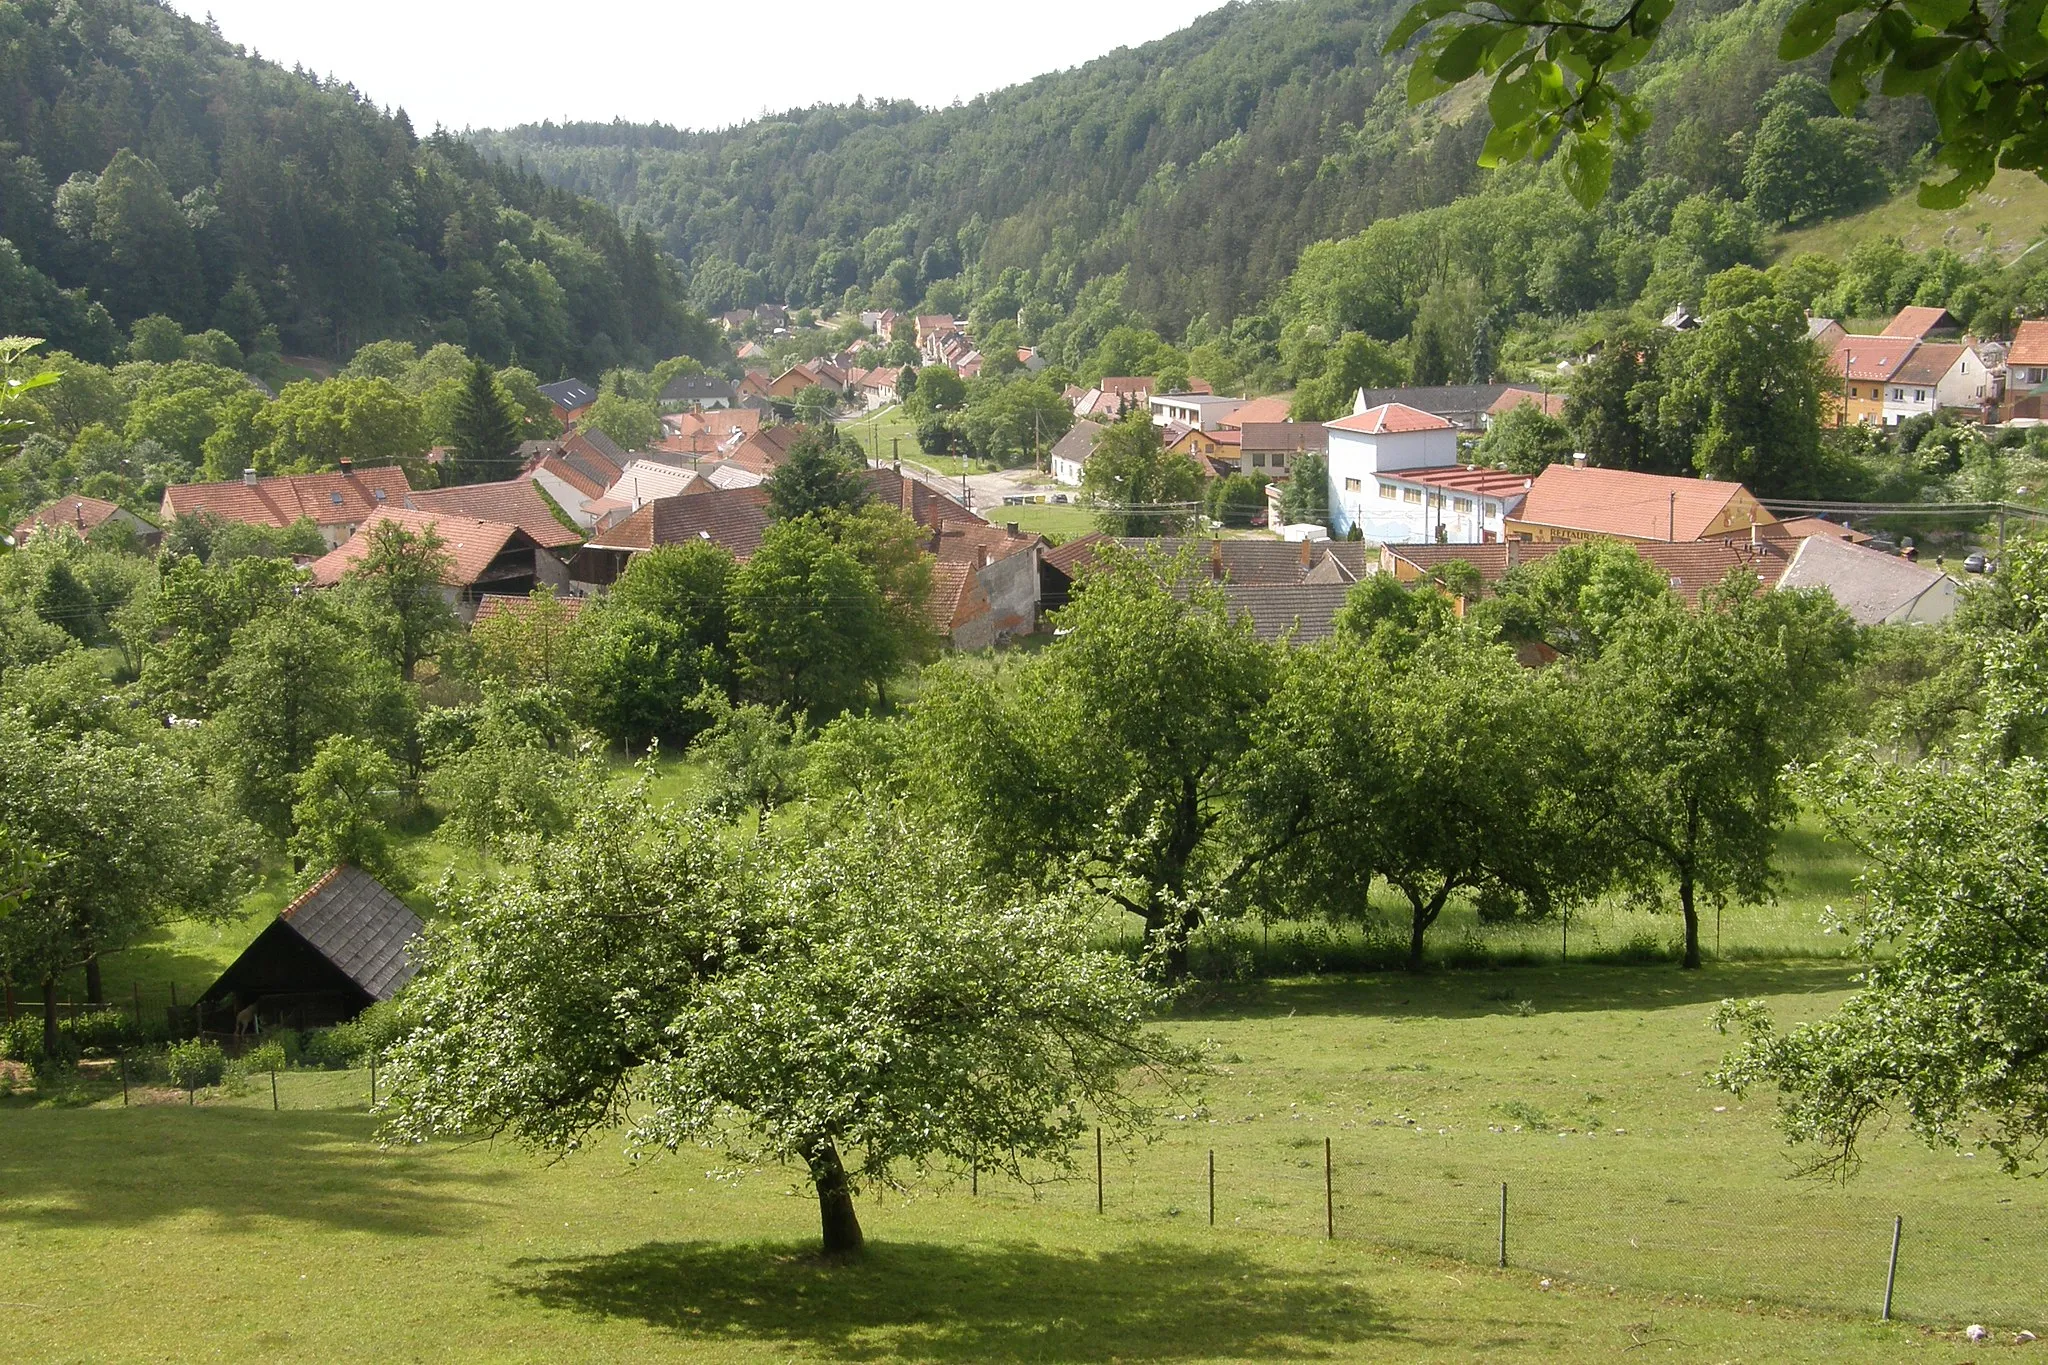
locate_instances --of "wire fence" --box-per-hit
[27,1062,2046,1330]
[960,1129,2045,1329]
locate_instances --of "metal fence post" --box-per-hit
[118,1049,128,1107]
[271,1065,279,1112]
[1208,1149,1215,1227]
[1498,1183,1509,1268]
[1882,1214,1902,1321]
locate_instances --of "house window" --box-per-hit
[1344,477,1362,492]
[1453,497,1472,513]
[1252,452,1267,468]
[1915,389,1927,402]
[1891,388,1904,401]
[1402,488,1422,505]
[1273,453,1286,470]
[1379,481,1398,500]
[1483,502,1498,518]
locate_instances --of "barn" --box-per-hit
[197,866,423,1034]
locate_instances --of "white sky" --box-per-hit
[169,0,1221,133]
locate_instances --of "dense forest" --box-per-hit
[0,0,717,377]
[473,0,1937,334]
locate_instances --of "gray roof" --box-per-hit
[660,373,739,404]
[279,866,423,1001]
[539,378,597,410]
[1116,537,1371,587]
[1222,583,1355,643]
[1353,385,1513,428]
[1777,534,1959,625]
[1050,419,1101,465]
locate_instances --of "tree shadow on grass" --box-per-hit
[511,1237,1396,1362]
[1180,960,1862,1022]
[0,1107,501,1238]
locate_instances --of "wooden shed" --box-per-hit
[197,866,422,1033]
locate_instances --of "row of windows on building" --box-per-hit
[1341,477,1500,518]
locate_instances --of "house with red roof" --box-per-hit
[2008,320,2048,393]
[1882,341,1994,424]
[13,495,159,547]
[1323,394,1525,543]
[160,464,412,548]
[1826,335,1918,425]
[1881,306,1960,340]
[307,508,570,620]
[928,521,1045,650]
[1505,463,1775,544]
[405,478,582,551]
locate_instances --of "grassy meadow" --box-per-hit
[4,768,2040,1360]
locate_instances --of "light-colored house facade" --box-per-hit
[1881,342,1992,424]
[1324,400,1520,543]
[1048,421,1100,488]
[1149,393,1246,430]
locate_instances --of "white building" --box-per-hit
[1882,342,1993,424]
[1048,421,1100,488]
[1149,393,1246,430]
[1324,397,1526,543]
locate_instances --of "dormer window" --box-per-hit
[330,491,344,506]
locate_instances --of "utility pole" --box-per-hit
[1669,490,1677,542]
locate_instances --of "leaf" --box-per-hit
[1408,51,1458,104]
[1828,19,1886,112]
[1385,0,1466,56]
[1559,133,1613,207]
[1899,0,1972,29]
[1488,61,1541,127]
[1916,171,1977,208]
[1434,23,1505,82]
[1778,0,1861,60]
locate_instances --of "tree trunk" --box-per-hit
[41,974,59,1057]
[1678,870,1701,970]
[84,953,103,1006]
[1408,906,1429,973]
[804,1138,864,1256]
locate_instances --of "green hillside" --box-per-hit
[0,0,714,376]
[473,0,1937,338]
[1775,169,2048,267]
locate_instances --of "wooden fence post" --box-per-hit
[1882,1215,1902,1321]
[1208,1149,1215,1227]
[119,1050,128,1107]
[1095,1127,1103,1214]
[1324,1137,1334,1240]
[1498,1183,1509,1268]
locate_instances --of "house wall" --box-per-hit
[2012,363,2048,390]
[953,548,1040,650]
[1325,428,1461,538]
[533,470,600,529]
[1935,351,1991,409]
[1239,448,1295,477]
[1051,454,1086,487]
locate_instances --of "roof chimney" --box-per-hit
[242,468,259,487]
[1006,521,1020,536]
[338,457,353,475]
[73,501,85,528]
[1299,537,1312,569]
[1571,451,1587,468]
[1209,538,1224,580]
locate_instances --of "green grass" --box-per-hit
[7,791,2032,1356]
[998,502,1101,542]
[0,1049,1968,1362]
[1774,169,2048,266]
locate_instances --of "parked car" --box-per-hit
[1964,551,1990,574]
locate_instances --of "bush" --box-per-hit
[166,1038,226,1091]
[298,1025,364,1069]
[0,1016,43,1061]
[67,1008,155,1054]
[236,1040,287,1077]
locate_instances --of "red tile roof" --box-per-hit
[1890,342,1968,387]
[1326,403,1453,435]
[14,495,148,539]
[1221,396,1292,428]
[406,479,582,549]
[308,508,535,587]
[589,466,979,561]
[1383,535,1796,605]
[1881,306,1956,339]
[1238,422,1328,454]
[161,467,412,529]
[471,592,587,625]
[1487,388,1567,419]
[1513,464,1765,542]
[2008,320,2048,367]
[1829,335,1917,382]
[929,521,1041,631]
[1394,464,1535,502]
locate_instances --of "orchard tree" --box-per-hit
[344,518,456,681]
[1476,400,1573,474]
[908,546,1276,976]
[471,587,581,687]
[1716,754,2048,1174]
[381,800,1190,1255]
[1659,273,1829,496]
[731,518,895,716]
[690,692,811,832]
[583,392,660,452]
[0,718,252,1047]
[287,735,405,885]
[1582,572,1855,968]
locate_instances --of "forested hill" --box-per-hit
[0,0,715,377]
[473,0,1934,334]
